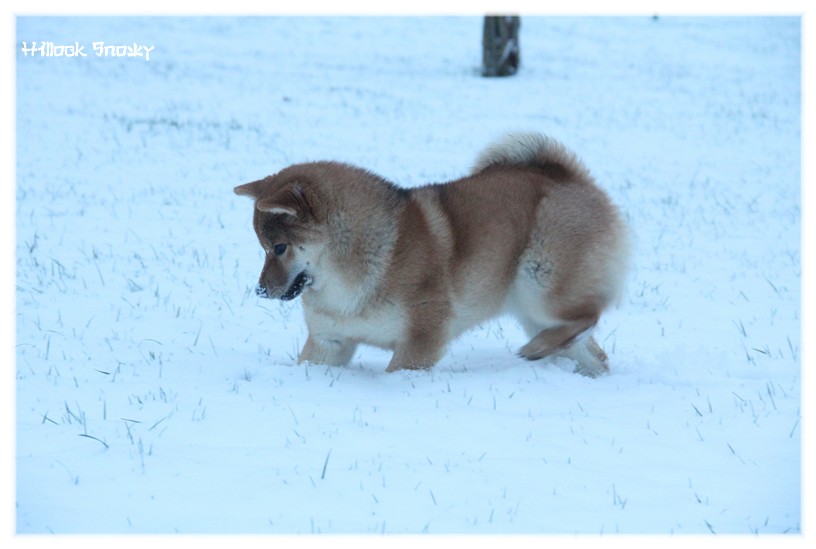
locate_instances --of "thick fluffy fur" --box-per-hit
[234,133,629,376]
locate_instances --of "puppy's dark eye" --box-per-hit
[273,243,288,256]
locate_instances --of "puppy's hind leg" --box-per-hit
[518,315,597,361]
[519,313,608,376]
[559,335,608,377]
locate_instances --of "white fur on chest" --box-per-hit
[302,291,407,350]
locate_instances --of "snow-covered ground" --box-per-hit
[13,14,805,536]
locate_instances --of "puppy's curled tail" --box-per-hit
[470,132,591,180]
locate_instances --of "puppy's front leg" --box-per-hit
[299,334,357,366]
[386,326,446,372]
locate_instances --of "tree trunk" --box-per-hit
[482,16,520,77]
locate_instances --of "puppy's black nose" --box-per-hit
[255,284,269,298]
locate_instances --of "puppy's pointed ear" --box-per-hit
[255,184,313,220]
[234,180,262,198]
[255,198,298,217]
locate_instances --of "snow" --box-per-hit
[12,13,806,538]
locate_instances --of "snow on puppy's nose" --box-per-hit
[255,284,270,298]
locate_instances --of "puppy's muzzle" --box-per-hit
[255,284,269,298]
[255,271,312,301]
